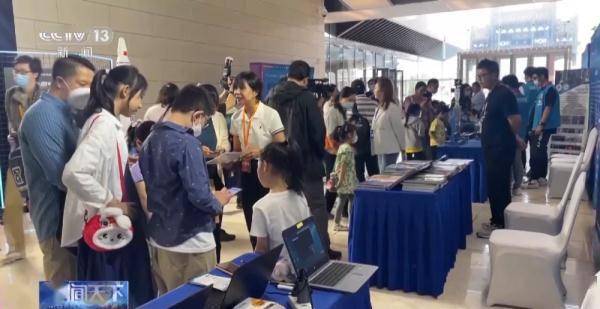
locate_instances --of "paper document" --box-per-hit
[206,152,242,165]
[190,273,231,291]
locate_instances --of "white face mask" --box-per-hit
[351,134,358,144]
[341,102,354,110]
[67,87,90,111]
[533,80,540,87]
[192,122,203,137]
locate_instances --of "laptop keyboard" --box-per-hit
[311,262,356,287]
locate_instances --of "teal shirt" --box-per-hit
[516,93,533,139]
[532,84,560,130]
[522,81,539,131]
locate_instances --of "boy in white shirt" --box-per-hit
[250,142,310,255]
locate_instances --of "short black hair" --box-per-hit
[51,54,95,80]
[427,78,439,87]
[135,120,155,143]
[472,81,481,88]
[476,59,499,75]
[535,67,549,79]
[14,55,42,81]
[351,79,366,95]
[524,67,536,78]
[415,81,427,91]
[234,71,263,100]
[199,84,219,108]
[260,141,304,195]
[501,74,520,90]
[367,78,377,87]
[288,60,311,81]
[171,84,215,115]
[157,82,179,107]
[438,103,450,114]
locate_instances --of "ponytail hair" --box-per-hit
[332,123,356,144]
[157,82,179,108]
[260,141,304,195]
[83,65,148,127]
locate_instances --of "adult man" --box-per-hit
[140,85,232,293]
[524,67,560,188]
[502,75,531,196]
[350,79,379,181]
[365,78,377,99]
[19,55,95,286]
[1,55,42,265]
[471,81,485,117]
[268,60,341,260]
[475,59,521,239]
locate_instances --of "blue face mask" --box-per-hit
[14,74,29,88]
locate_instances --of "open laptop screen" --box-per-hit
[283,217,329,277]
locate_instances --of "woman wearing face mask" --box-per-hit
[324,87,354,214]
[230,71,285,249]
[372,77,405,171]
[61,66,154,307]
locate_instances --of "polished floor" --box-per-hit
[0,184,596,308]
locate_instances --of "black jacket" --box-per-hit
[268,81,326,180]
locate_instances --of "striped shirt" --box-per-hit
[19,92,79,241]
[354,94,378,125]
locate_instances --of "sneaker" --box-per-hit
[522,180,540,189]
[512,188,522,196]
[538,178,548,186]
[334,224,349,232]
[328,249,342,260]
[476,224,502,239]
[219,229,236,242]
[0,251,25,265]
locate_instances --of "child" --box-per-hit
[404,103,426,160]
[332,123,358,231]
[429,104,450,159]
[126,120,155,219]
[250,142,311,255]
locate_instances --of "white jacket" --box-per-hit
[61,109,128,247]
[371,102,406,155]
[213,112,230,152]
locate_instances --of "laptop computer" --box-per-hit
[201,244,283,309]
[282,217,378,293]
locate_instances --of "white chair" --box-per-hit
[548,128,597,198]
[486,173,587,309]
[550,127,596,161]
[504,154,582,235]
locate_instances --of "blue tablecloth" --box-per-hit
[437,139,487,203]
[348,167,473,297]
[140,253,372,308]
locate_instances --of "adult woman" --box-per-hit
[230,71,285,249]
[402,81,427,113]
[372,77,405,171]
[61,66,153,307]
[199,83,231,263]
[322,86,339,120]
[143,82,178,122]
[324,87,353,213]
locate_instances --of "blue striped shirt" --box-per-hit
[19,92,79,241]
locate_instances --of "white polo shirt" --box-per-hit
[230,102,284,150]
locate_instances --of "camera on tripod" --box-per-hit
[307,78,336,99]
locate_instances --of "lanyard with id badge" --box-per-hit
[241,107,254,173]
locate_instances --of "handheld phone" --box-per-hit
[228,187,242,195]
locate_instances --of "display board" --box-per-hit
[249,63,289,102]
[588,25,600,232]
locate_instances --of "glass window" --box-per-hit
[533,56,547,67]
[354,49,365,82]
[375,53,384,68]
[500,58,511,78]
[384,54,393,69]
[342,46,354,88]
[554,57,565,73]
[329,44,343,86]
[515,57,528,82]
[366,50,374,81]
[468,59,476,85]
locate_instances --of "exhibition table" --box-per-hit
[348,167,473,297]
[140,253,373,308]
[437,139,487,203]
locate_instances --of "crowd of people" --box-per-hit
[0,53,559,306]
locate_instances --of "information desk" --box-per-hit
[437,139,487,203]
[348,167,473,297]
[140,253,373,308]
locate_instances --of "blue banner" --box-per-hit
[39,281,129,309]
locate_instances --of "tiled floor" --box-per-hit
[0,185,597,308]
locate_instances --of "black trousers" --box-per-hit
[324,152,337,214]
[355,153,379,182]
[240,160,268,249]
[527,130,553,180]
[407,151,426,160]
[484,147,514,227]
[209,165,224,263]
[431,146,438,160]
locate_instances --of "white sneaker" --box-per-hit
[522,180,539,189]
[538,178,548,186]
[0,251,25,265]
[512,188,522,196]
